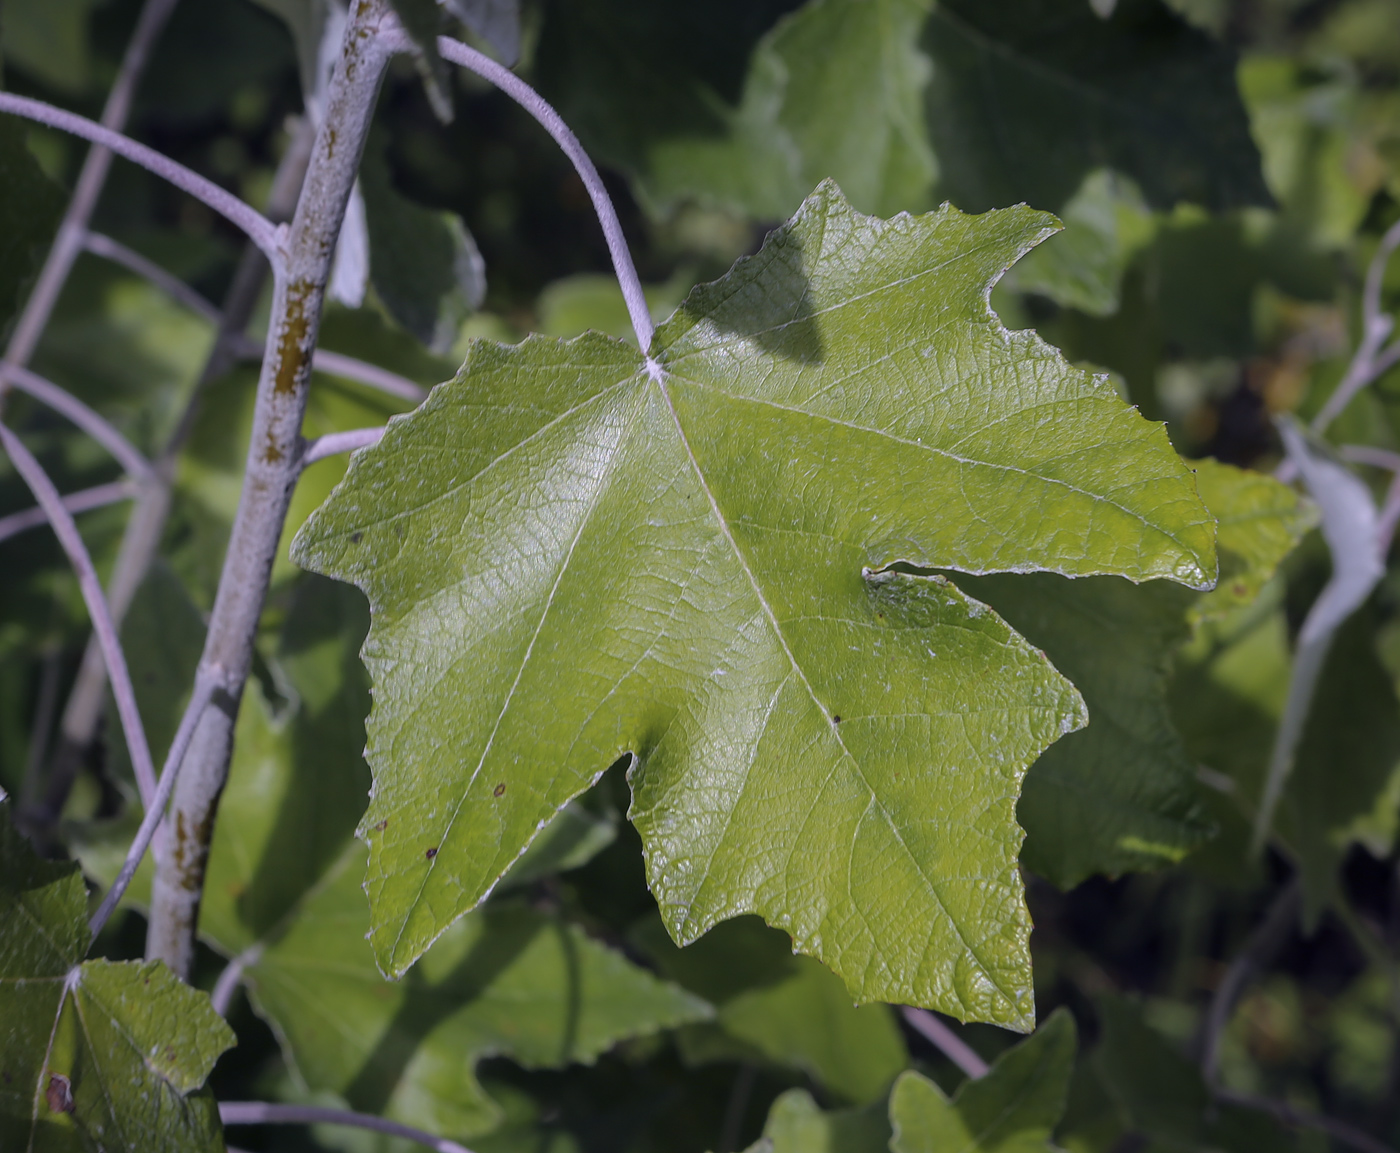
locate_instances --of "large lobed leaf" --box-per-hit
[294,181,1215,1027]
[0,803,233,1152]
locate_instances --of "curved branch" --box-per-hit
[427,33,654,351]
[308,348,427,402]
[0,480,137,544]
[0,423,158,808]
[0,94,281,263]
[218,1102,475,1153]
[1,0,180,377]
[88,671,221,939]
[83,232,223,324]
[900,1006,990,1079]
[302,426,385,466]
[4,366,154,480]
[210,943,263,1018]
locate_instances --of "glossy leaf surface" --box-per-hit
[295,181,1215,1024]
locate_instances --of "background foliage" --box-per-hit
[3,0,1400,1150]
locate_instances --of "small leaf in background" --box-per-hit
[889,1007,1075,1153]
[647,0,936,219]
[0,804,233,1153]
[246,844,712,1140]
[495,799,616,893]
[762,1089,891,1153]
[0,119,63,338]
[361,127,485,353]
[0,0,99,92]
[632,914,906,1105]
[924,0,1271,214]
[295,181,1214,1024]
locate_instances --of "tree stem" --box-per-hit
[145,2,394,979]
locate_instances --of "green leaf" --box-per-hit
[960,572,1210,888]
[924,0,1271,214]
[762,1089,891,1153]
[245,844,712,1139]
[293,181,1215,1024]
[0,119,63,337]
[646,0,936,218]
[387,0,454,123]
[361,127,485,354]
[0,803,233,1153]
[0,0,99,92]
[889,1007,1075,1153]
[1189,458,1316,626]
[633,914,906,1104]
[495,800,616,893]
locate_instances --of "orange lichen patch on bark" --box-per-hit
[273,279,313,396]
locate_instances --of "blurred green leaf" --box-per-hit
[0,119,63,339]
[0,0,99,92]
[889,1008,1076,1153]
[924,0,1271,214]
[294,183,1215,1023]
[762,1089,890,1153]
[246,843,712,1139]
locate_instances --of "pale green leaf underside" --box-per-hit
[294,182,1215,1026]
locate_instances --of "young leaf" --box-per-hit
[633,914,906,1104]
[888,1007,1076,1153]
[762,1089,891,1153]
[0,804,233,1153]
[245,845,712,1139]
[293,181,1215,1025]
[647,0,936,218]
[924,0,1271,214]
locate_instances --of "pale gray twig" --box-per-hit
[0,0,180,381]
[900,1006,990,1079]
[218,1102,474,1153]
[0,423,158,809]
[0,94,280,263]
[307,347,427,402]
[4,366,154,481]
[89,671,221,939]
[82,232,223,324]
[210,943,263,1017]
[302,426,386,465]
[0,479,137,544]
[430,33,654,350]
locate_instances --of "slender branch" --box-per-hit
[88,672,221,939]
[1339,445,1400,472]
[307,347,427,402]
[0,94,280,265]
[900,1006,990,1079]
[4,366,154,480]
[147,1,395,978]
[1200,878,1300,1085]
[219,1102,474,1153]
[0,479,137,544]
[210,943,263,1018]
[1214,1090,1397,1153]
[1312,216,1400,434]
[0,423,158,809]
[82,232,223,324]
[1,0,180,378]
[428,33,654,351]
[302,426,385,466]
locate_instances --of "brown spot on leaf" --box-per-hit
[46,1074,73,1114]
[372,818,388,831]
[832,715,842,724]
[493,783,506,797]
[350,532,364,545]
[425,847,438,859]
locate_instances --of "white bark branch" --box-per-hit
[4,366,154,480]
[302,426,386,465]
[900,1006,990,1080]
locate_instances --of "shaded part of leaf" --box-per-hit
[443,0,521,65]
[388,0,454,122]
[0,801,89,978]
[495,800,617,892]
[246,843,712,1140]
[646,0,937,219]
[361,126,485,353]
[762,1088,891,1153]
[959,573,1211,888]
[923,0,1271,214]
[250,0,328,106]
[631,914,906,1104]
[889,1006,1076,1152]
[293,184,1213,1022]
[0,118,64,337]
